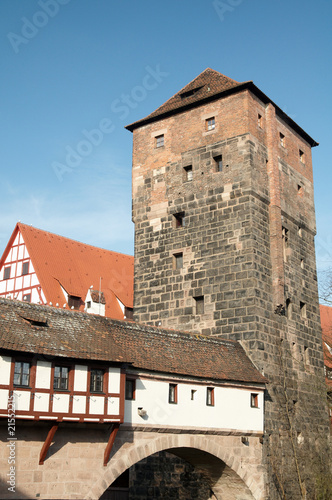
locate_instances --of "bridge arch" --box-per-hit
[86,432,265,500]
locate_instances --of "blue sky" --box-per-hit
[0,0,331,280]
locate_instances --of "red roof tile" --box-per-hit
[0,223,134,319]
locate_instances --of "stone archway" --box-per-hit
[86,431,266,500]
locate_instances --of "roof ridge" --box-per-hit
[17,222,134,258]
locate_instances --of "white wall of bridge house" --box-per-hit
[0,357,122,422]
[0,232,46,304]
[124,375,264,433]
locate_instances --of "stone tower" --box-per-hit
[126,69,330,498]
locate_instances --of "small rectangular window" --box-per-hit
[257,114,262,128]
[125,379,136,400]
[173,252,183,270]
[173,212,185,228]
[213,155,223,172]
[54,366,69,390]
[299,149,305,163]
[90,369,104,393]
[22,262,29,276]
[300,258,304,269]
[191,389,196,401]
[282,227,288,262]
[184,165,193,182]
[286,298,292,319]
[169,383,177,404]
[194,296,204,315]
[155,134,164,148]
[4,266,11,280]
[250,393,259,408]
[206,117,215,131]
[23,293,31,302]
[300,301,306,319]
[206,387,214,406]
[14,361,30,387]
[279,132,285,147]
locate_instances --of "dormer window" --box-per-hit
[68,295,81,310]
[179,86,203,99]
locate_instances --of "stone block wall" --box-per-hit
[131,88,330,498]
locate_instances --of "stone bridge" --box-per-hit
[0,423,266,499]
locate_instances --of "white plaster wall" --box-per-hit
[0,355,11,385]
[0,389,9,410]
[33,392,49,412]
[72,395,86,414]
[74,365,88,391]
[17,246,24,260]
[13,391,30,411]
[124,379,264,432]
[35,361,51,389]
[107,397,120,415]
[108,367,121,393]
[52,394,69,413]
[89,395,104,414]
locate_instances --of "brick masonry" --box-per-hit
[131,85,330,497]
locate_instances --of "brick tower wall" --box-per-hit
[131,89,330,498]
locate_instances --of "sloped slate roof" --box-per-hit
[125,68,318,147]
[0,223,134,319]
[0,298,266,385]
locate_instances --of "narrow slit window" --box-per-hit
[206,387,214,406]
[258,114,262,128]
[184,165,193,182]
[279,132,285,147]
[125,379,136,400]
[169,383,177,404]
[286,298,292,319]
[282,227,288,262]
[300,301,306,319]
[250,393,259,408]
[194,296,204,315]
[173,252,183,270]
[213,155,223,172]
[299,149,305,163]
[173,212,185,228]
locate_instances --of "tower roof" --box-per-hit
[126,68,318,147]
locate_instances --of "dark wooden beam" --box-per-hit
[103,423,120,466]
[39,424,58,465]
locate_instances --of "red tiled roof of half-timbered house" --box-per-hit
[0,223,134,319]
